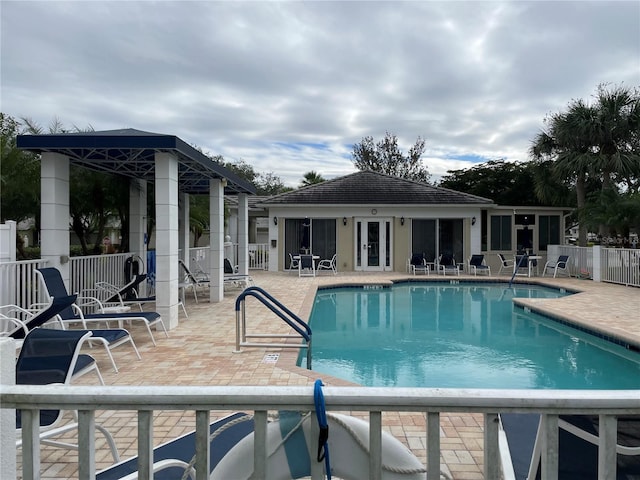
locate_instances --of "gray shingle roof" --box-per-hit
[261,170,494,205]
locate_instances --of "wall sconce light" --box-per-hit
[342,217,347,226]
[471,216,476,226]
[400,217,405,226]
[273,216,278,225]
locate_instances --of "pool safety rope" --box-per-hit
[314,379,332,479]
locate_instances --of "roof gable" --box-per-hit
[262,170,493,205]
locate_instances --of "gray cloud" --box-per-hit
[2,1,638,187]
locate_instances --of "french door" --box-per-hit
[355,218,392,271]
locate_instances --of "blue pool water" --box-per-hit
[301,282,640,389]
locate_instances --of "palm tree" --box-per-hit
[590,84,640,192]
[300,171,326,187]
[530,100,596,246]
[530,84,640,245]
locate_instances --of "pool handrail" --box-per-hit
[234,286,312,369]
[509,254,529,287]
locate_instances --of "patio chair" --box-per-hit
[37,268,167,347]
[468,254,491,276]
[514,254,532,277]
[96,274,154,310]
[409,253,429,275]
[298,254,316,277]
[96,274,188,318]
[192,257,212,282]
[178,259,206,304]
[288,253,300,274]
[542,254,571,278]
[437,253,459,276]
[96,412,254,480]
[501,413,640,479]
[15,327,119,461]
[2,294,104,382]
[35,268,144,371]
[497,253,515,275]
[223,258,253,289]
[317,253,337,274]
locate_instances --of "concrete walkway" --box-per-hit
[22,271,640,479]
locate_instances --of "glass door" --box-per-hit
[355,218,392,271]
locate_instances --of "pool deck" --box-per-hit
[24,271,640,479]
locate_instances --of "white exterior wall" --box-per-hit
[266,205,483,272]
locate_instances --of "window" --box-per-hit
[490,215,512,251]
[284,218,336,268]
[439,219,463,262]
[538,215,560,251]
[411,219,436,262]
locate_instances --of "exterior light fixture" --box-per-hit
[273,217,278,225]
[343,217,347,226]
[472,216,476,226]
[400,217,405,226]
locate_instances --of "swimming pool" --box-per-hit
[301,282,640,389]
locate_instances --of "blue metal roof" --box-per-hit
[16,128,256,195]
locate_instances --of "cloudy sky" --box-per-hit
[2,1,639,187]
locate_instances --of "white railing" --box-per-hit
[552,245,593,277]
[602,247,640,287]
[3,380,640,480]
[0,259,49,308]
[191,244,269,271]
[69,253,131,295]
[549,245,640,287]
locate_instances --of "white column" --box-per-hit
[178,192,190,266]
[0,338,16,480]
[41,152,70,282]
[593,245,602,282]
[155,152,179,329]
[129,180,148,295]
[238,193,249,276]
[209,179,224,302]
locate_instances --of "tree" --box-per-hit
[256,172,292,195]
[438,160,569,206]
[351,132,431,183]
[189,195,210,247]
[590,84,640,192]
[300,171,326,187]
[222,159,291,195]
[19,117,132,255]
[0,113,41,257]
[530,84,640,246]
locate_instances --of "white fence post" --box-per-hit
[592,245,602,282]
[0,338,17,480]
[0,220,17,262]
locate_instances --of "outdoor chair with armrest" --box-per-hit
[317,253,337,274]
[298,254,316,277]
[96,412,254,480]
[36,267,167,346]
[468,254,491,276]
[542,254,571,278]
[15,327,118,461]
[288,253,300,274]
[410,253,429,275]
[497,253,514,275]
[35,268,144,372]
[437,254,460,276]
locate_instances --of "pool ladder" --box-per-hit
[234,286,312,369]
